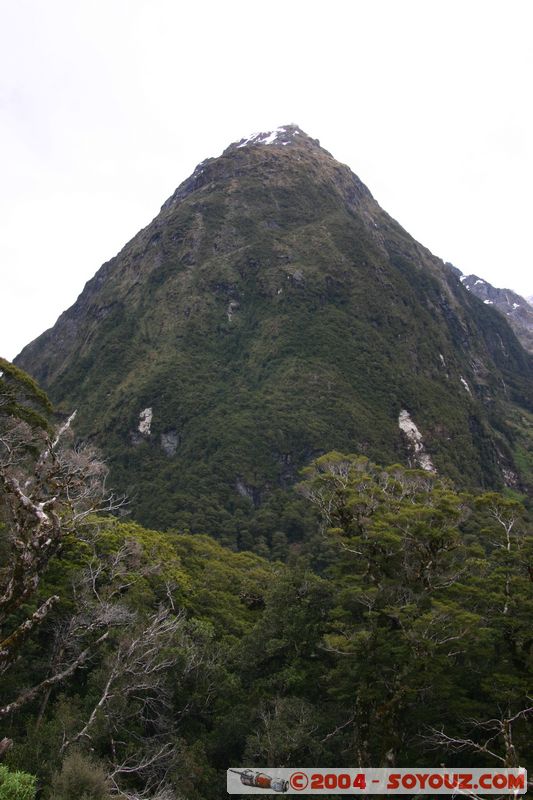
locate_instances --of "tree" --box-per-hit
[297,453,532,770]
[0,359,123,722]
[422,492,533,782]
[60,607,186,795]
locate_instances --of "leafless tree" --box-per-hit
[0,536,138,723]
[0,366,197,798]
[62,608,184,752]
[423,701,533,797]
[0,412,124,663]
[0,367,126,735]
[245,697,320,765]
[58,604,214,799]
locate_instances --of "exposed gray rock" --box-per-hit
[160,430,179,457]
[288,269,304,285]
[227,300,240,322]
[236,477,261,507]
[138,407,153,435]
[398,409,435,472]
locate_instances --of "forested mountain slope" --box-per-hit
[16,125,533,541]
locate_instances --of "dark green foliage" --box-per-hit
[0,357,52,432]
[2,454,532,796]
[298,453,533,770]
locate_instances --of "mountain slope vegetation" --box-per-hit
[15,125,533,543]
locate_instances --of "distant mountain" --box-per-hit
[15,125,533,543]
[449,268,533,353]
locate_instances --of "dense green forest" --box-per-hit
[0,360,531,798]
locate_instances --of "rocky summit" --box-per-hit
[456,270,533,354]
[15,125,533,544]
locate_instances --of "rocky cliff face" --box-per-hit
[15,125,533,542]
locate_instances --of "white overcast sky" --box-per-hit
[1,0,532,360]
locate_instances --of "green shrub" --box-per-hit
[49,751,110,800]
[0,765,37,800]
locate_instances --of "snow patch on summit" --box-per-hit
[237,126,294,148]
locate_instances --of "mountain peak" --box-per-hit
[162,124,334,213]
[455,269,533,352]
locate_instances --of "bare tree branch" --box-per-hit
[0,630,109,718]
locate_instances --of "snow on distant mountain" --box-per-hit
[448,265,533,353]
